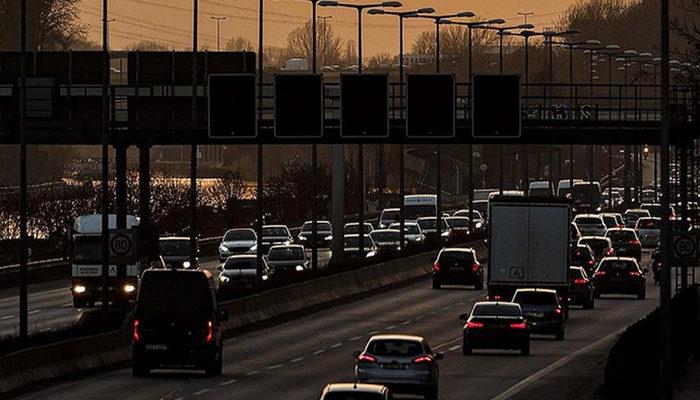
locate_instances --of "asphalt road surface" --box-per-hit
[12,251,659,400]
[0,250,332,338]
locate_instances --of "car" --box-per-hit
[460,301,530,355]
[389,222,425,247]
[416,217,449,245]
[432,248,483,290]
[573,214,607,237]
[131,269,228,377]
[472,200,489,220]
[452,209,486,232]
[600,213,624,229]
[571,222,582,246]
[318,383,392,400]
[266,244,310,279]
[298,220,333,248]
[623,209,651,228]
[640,203,676,219]
[218,228,257,262]
[344,222,374,235]
[605,227,642,260]
[159,236,198,269]
[369,229,402,257]
[571,181,602,213]
[571,244,597,275]
[261,225,292,253]
[444,216,471,244]
[217,254,270,296]
[641,190,656,204]
[528,180,555,196]
[592,257,647,299]
[578,236,615,261]
[344,234,377,260]
[635,217,661,247]
[569,266,595,309]
[354,334,442,400]
[651,249,662,285]
[602,190,624,208]
[557,178,583,198]
[379,208,400,229]
[511,288,566,340]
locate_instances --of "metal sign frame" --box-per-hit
[471,74,522,138]
[405,73,456,139]
[339,73,390,139]
[273,73,324,139]
[207,73,257,139]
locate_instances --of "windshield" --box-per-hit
[301,222,332,232]
[381,210,399,221]
[390,223,420,234]
[370,232,399,242]
[72,237,102,264]
[580,239,609,252]
[576,217,603,226]
[602,216,618,227]
[417,218,448,231]
[224,259,257,270]
[446,218,469,228]
[263,227,289,237]
[344,224,372,234]
[404,204,436,220]
[224,230,255,241]
[573,184,601,201]
[268,247,304,260]
[344,236,373,249]
[637,219,660,229]
[137,283,213,324]
[599,260,638,272]
[159,240,191,256]
[529,188,552,196]
[472,303,521,317]
[366,339,424,357]
[439,251,475,264]
[512,292,558,305]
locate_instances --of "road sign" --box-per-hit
[340,73,389,138]
[472,74,521,138]
[274,73,323,138]
[673,232,699,266]
[109,229,135,265]
[406,74,455,138]
[207,74,257,139]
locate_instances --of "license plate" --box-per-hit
[145,344,168,351]
[382,363,406,370]
[526,312,544,318]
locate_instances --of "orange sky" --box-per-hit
[80,0,577,56]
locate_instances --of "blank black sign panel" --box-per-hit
[406,74,455,138]
[472,74,521,138]
[341,74,389,138]
[207,74,257,139]
[274,74,323,138]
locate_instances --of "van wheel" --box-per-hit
[638,291,646,300]
[432,280,441,290]
[132,359,149,377]
[555,326,566,341]
[205,350,223,377]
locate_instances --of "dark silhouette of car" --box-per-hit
[432,248,483,290]
[460,301,530,355]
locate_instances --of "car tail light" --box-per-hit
[553,307,563,315]
[594,271,607,277]
[466,321,484,329]
[606,248,615,256]
[628,239,641,246]
[412,355,433,364]
[629,271,641,277]
[205,320,214,343]
[587,260,595,266]
[490,294,502,301]
[574,278,589,285]
[472,263,480,272]
[509,322,527,329]
[358,354,377,363]
[433,261,440,272]
[132,319,140,343]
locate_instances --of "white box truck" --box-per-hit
[487,196,571,304]
[70,214,139,308]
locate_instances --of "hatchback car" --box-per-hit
[573,214,607,237]
[218,228,257,262]
[132,269,227,377]
[511,288,566,340]
[592,257,647,299]
[578,236,615,261]
[354,334,442,400]
[635,217,661,247]
[605,227,642,260]
[266,244,310,280]
[432,248,483,290]
[444,216,471,244]
[571,244,597,275]
[159,236,198,269]
[416,217,449,245]
[460,301,530,355]
[318,383,392,400]
[379,208,400,229]
[569,266,595,309]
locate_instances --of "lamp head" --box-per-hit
[381,1,402,7]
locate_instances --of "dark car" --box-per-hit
[261,225,292,253]
[432,248,483,290]
[568,266,595,309]
[416,217,449,246]
[460,301,530,356]
[369,229,402,257]
[604,228,642,261]
[571,244,597,275]
[159,237,198,269]
[344,234,377,261]
[132,269,228,377]
[592,257,647,299]
[444,216,471,244]
[267,244,310,280]
[578,236,615,261]
[511,288,566,340]
[651,249,661,285]
[217,255,270,296]
[298,220,333,248]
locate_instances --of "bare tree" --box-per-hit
[285,20,344,68]
[226,36,254,52]
[127,40,170,51]
[0,0,87,50]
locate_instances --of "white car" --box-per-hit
[635,217,661,247]
[389,221,425,246]
[573,214,607,237]
[379,208,400,229]
[218,228,257,262]
[318,383,391,400]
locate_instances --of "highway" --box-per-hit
[0,251,332,338]
[12,251,658,400]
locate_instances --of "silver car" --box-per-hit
[318,383,391,400]
[389,222,424,246]
[354,334,442,400]
[573,214,607,237]
[218,228,257,262]
[635,217,661,247]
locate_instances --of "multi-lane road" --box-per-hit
[12,252,658,400]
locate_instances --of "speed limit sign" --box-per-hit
[673,232,699,266]
[109,229,135,264]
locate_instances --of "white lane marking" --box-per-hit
[290,357,305,363]
[441,306,452,311]
[492,327,625,400]
[428,311,438,316]
[266,364,284,370]
[330,342,343,349]
[400,320,411,325]
[193,388,212,396]
[1,315,13,320]
[434,337,461,350]
[313,349,326,356]
[28,309,41,315]
[349,336,362,341]
[220,379,238,386]
[61,302,72,307]
[384,325,396,330]
[245,370,260,376]
[368,330,380,335]
[448,345,461,351]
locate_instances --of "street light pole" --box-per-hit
[210,16,226,51]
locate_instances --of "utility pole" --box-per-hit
[19,0,28,341]
[210,16,226,51]
[518,11,533,25]
[318,15,332,69]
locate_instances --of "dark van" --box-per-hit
[132,269,228,377]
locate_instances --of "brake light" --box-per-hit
[132,319,140,343]
[587,260,595,266]
[490,294,502,301]
[606,248,615,256]
[205,320,214,343]
[472,263,480,272]
[574,278,588,285]
[358,354,377,363]
[433,261,440,272]
[412,355,433,364]
[509,322,527,329]
[553,307,563,315]
[629,271,641,277]
[628,239,641,246]
[466,321,484,329]
[594,271,607,277]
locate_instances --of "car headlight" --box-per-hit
[324,235,333,241]
[123,284,136,293]
[219,245,228,253]
[73,285,86,294]
[595,207,602,212]
[219,275,229,283]
[262,275,269,281]
[476,222,483,229]
[366,251,376,258]
[182,261,191,269]
[441,231,450,237]
[249,245,257,252]
[295,265,305,272]
[284,240,291,245]
[298,235,307,241]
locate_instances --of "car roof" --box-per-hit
[601,256,638,262]
[606,227,635,232]
[226,254,257,260]
[579,236,610,241]
[637,217,661,221]
[159,236,189,241]
[625,209,648,213]
[441,247,475,253]
[514,288,557,294]
[303,220,331,224]
[263,224,288,229]
[269,244,304,250]
[575,214,603,219]
[323,383,387,394]
[368,334,424,342]
[382,208,400,212]
[225,228,255,233]
[370,229,400,234]
[345,222,373,226]
[473,301,519,307]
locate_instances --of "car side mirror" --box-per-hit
[434,352,444,360]
[218,309,229,322]
[458,313,469,321]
